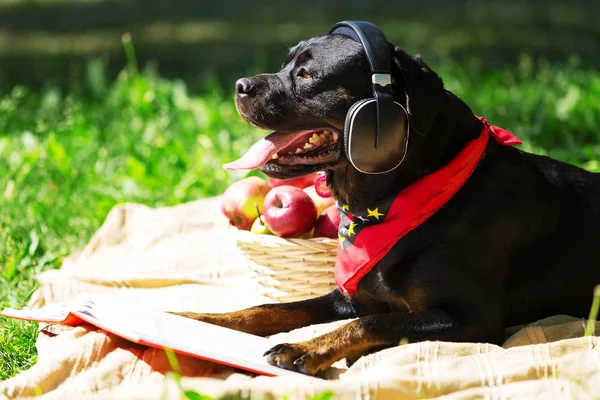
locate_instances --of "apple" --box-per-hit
[268,174,318,189]
[303,185,336,218]
[250,215,272,235]
[263,185,317,238]
[221,176,272,230]
[313,205,341,238]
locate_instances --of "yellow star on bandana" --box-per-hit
[338,233,346,246]
[367,207,385,221]
[342,204,350,212]
[348,222,357,236]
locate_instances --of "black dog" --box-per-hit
[177,30,600,376]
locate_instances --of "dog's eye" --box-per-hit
[297,68,313,79]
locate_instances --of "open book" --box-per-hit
[0,293,308,378]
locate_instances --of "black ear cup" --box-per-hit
[344,98,372,161]
[345,99,410,174]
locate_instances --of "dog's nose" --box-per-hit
[236,78,255,96]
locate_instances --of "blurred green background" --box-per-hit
[1,0,599,90]
[0,0,600,381]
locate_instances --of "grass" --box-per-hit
[0,57,264,380]
[1,52,600,382]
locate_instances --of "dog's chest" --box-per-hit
[346,203,445,313]
[355,263,430,314]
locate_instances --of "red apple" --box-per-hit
[221,177,272,230]
[313,205,341,238]
[263,185,317,238]
[303,185,336,218]
[268,174,318,189]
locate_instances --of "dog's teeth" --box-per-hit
[308,136,317,144]
[311,133,320,141]
[271,153,279,160]
[304,143,313,149]
[295,148,303,154]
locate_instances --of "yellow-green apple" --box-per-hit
[220,177,272,230]
[250,215,272,235]
[268,174,318,189]
[303,185,336,218]
[263,185,317,237]
[313,205,341,238]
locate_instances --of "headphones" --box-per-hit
[328,21,410,174]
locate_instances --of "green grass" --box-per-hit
[1,54,599,381]
[0,60,264,380]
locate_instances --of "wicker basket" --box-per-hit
[234,228,337,302]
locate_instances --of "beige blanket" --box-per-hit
[1,198,599,399]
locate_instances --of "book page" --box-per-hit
[83,294,307,377]
[0,302,71,323]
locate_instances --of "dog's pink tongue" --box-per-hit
[223,131,297,171]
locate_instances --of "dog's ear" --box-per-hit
[390,46,444,136]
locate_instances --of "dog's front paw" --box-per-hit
[263,342,334,376]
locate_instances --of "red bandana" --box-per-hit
[335,116,522,295]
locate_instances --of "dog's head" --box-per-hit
[227,32,479,205]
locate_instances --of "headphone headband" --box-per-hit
[329,21,392,76]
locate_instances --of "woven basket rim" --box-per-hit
[233,226,338,245]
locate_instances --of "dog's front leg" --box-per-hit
[172,289,360,337]
[264,308,485,376]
